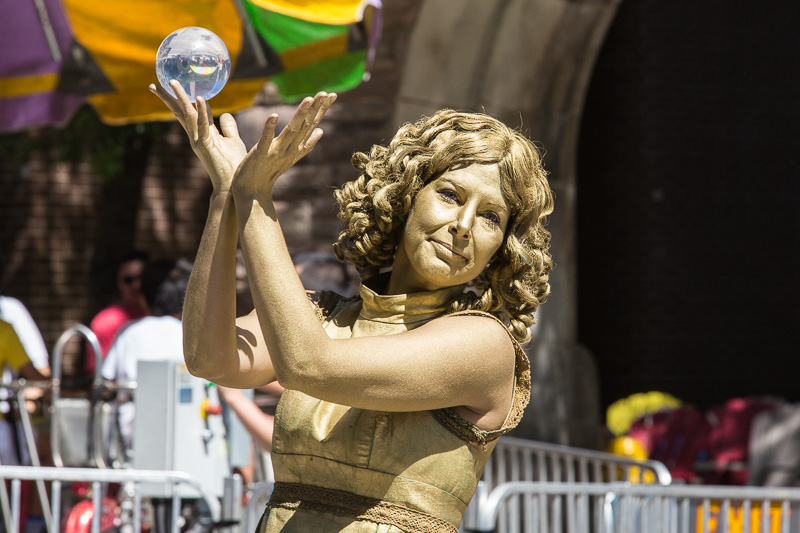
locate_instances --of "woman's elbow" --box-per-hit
[272,366,298,390]
[273,360,325,395]
[183,349,222,381]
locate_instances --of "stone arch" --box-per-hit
[393,0,622,446]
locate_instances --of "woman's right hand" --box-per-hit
[149,80,247,192]
[231,92,336,199]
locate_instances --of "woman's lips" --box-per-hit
[431,239,466,260]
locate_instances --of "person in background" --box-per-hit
[0,294,50,378]
[217,386,275,454]
[0,318,48,465]
[0,295,51,533]
[0,292,51,441]
[87,250,149,373]
[0,318,49,533]
[101,258,190,449]
[102,259,223,531]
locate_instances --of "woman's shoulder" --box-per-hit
[440,309,522,349]
[429,311,531,445]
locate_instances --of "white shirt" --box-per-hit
[101,315,184,383]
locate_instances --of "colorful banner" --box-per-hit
[0,0,381,131]
[243,0,381,102]
[0,0,83,131]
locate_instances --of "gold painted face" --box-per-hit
[387,164,510,294]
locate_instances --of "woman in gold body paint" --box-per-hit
[151,82,553,532]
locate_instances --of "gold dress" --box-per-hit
[259,282,530,533]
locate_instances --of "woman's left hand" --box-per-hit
[231,92,336,199]
[150,81,247,192]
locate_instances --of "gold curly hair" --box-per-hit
[333,109,554,343]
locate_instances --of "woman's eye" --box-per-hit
[481,212,501,225]
[438,189,458,202]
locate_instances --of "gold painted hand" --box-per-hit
[149,80,247,192]
[231,91,336,199]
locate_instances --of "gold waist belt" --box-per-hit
[267,481,459,533]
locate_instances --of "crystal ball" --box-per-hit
[155,27,231,102]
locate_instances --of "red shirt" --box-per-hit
[86,303,146,373]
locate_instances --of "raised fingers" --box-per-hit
[169,80,200,137]
[254,114,279,159]
[279,93,329,149]
[196,96,210,141]
[313,93,337,126]
[219,113,241,140]
[149,83,182,120]
[301,93,335,140]
[295,93,336,156]
[301,128,325,155]
[297,92,328,134]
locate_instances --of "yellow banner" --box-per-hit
[246,0,376,25]
[60,0,265,123]
[0,74,59,98]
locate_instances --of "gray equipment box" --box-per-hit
[133,360,230,498]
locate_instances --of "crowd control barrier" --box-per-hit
[485,436,672,485]
[0,378,52,530]
[467,481,800,533]
[461,436,672,531]
[241,481,274,533]
[0,465,241,533]
[49,325,107,470]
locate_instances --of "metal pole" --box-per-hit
[17,384,53,531]
[51,480,61,533]
[0,453,12,533]
[171,485,181,533]
[230,0,268,67]
[91,481,102,533]
[11,478,22,533]
[133,486,142,533]
[31,0,62,62]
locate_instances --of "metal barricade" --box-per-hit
[485,436,672,486]
[468,481,800,533]
[461,436,672,532]
[239,448,276,533]
[50,324,107,469]
[0,379,53,532]
[1,324,109,533]
[0,465,239,533]
[241,481,274,533]
[2,324,244,533]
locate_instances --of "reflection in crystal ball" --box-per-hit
[155,27,231,102]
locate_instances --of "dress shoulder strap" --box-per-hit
[430,310,531,447]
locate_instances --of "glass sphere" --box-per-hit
[155,27,231,102]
